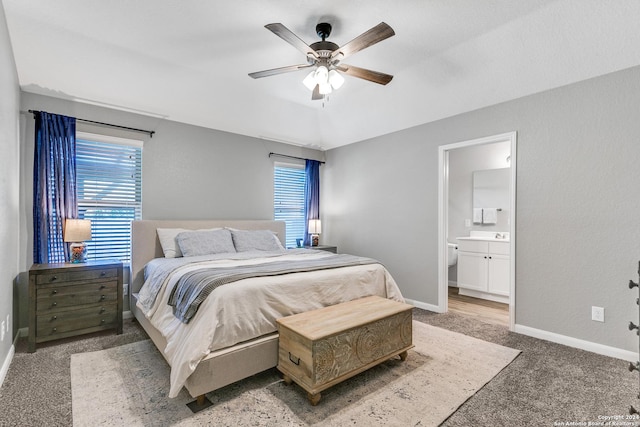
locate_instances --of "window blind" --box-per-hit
[274,164,306,248]
[76,136,142,263]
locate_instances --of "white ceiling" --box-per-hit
[4,0,640,150]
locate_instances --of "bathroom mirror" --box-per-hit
[473,168,510,209]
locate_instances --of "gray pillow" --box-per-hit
[230,229,284,252]
[176,229,236,257]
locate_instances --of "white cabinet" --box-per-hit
[457,239,510,303]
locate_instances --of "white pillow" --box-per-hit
[229,229,285,252]
[157,227,221,258]
[157,228,187,258]
[176,229,236,257]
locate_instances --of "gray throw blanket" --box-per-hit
[168,254,378,323]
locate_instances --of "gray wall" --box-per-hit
[0,4,20,374]
[17,92,324,327]
[323,66,640,352]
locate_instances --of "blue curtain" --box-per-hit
[33,112,77,263]
[303,159,320,246]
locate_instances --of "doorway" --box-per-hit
[437,132,517,331]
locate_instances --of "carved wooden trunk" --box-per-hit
[276,295,413,405]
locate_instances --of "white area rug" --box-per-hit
[71,321,520,426]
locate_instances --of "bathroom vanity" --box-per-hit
[456,232,510,304]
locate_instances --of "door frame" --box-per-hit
[437,131,517,331]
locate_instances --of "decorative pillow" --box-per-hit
[157,228,189,258]
[176,229,236,257]
[230,229,284,252]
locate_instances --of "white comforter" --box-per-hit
[136,249,404,397]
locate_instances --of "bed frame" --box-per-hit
[130,219,286,401]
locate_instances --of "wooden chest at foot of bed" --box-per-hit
[276,295,413,405]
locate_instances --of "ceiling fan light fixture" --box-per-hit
[328,70,344,90]
[302,70,317,90]
[314,66,329,84]
[319,82,332,95]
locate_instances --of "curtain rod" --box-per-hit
[268,152,325,164]
[28,110,155,138]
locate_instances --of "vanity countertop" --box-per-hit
[457,231,510,242]
[458,236,509,242]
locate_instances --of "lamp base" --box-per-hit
[311,234,319,247]
[69,242,87,263]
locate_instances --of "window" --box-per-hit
[76,132,142,263]
[274,164,305,248]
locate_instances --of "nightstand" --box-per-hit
[28,260,123,352]
[304,245,337,253]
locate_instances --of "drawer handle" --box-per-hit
[50,276,58,282]
[52,327,57,332]
[99,285,106,289]
[51,315,57,321]
[100,271,106,277]
[51,302,57,307]
[100,307,106,313]
[52,289,57,294]
[101,319,105,324]
[288,352,300,366]
[100,295,106,300]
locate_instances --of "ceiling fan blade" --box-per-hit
[332,22,395,61]
[265,23,319,59]
[337,64,393,85]
[248,64,313,79]
[311,85,323,100]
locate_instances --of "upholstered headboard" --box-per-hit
[130,220,286,295]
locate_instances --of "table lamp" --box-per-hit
[308,219,321,247]
[64,219,92,263]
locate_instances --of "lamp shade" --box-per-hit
[64,219,92,242]
[308,219,322,234]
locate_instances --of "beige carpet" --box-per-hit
[71,321,520,426]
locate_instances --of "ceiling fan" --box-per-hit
[248,21,395,100]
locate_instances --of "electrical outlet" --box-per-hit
[592,306,605,322]
[123,283,129,296]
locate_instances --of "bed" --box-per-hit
[129,219,404,401]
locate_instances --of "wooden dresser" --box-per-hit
[28,260,123,352]
[276,295,413,405]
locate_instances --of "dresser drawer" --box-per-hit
[36,267,118,285]
[36,281,118,312]
[36,304,118,337]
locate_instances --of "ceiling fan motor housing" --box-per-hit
[310,23,339,64]
[316,22,332,40]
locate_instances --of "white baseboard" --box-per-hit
[405,300,637,362]
[404,298,443,313]
[514,324,638,362]
[0,333,20,390]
